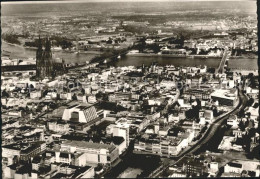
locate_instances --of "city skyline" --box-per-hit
[1,0,258,178]
[1,0,256,4]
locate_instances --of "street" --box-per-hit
[150,87,248,178]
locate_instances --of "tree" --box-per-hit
[2,90,9,98]
[2,33,21,45]
[202,76,208,83]
[72,93,77,100]
[246,112,251,119]
[107,38,113,44]
[238,120,246,131]
[247,97,254,107]
[43,90,49,97]
[212,106,218,117]
[179,34,185,47]
[134,39,146,53]
[81,88,85,95]
[185,106,200,120]
[207,68,215,74]
[238,109,245,118]
[245,119,249,128]
[148,43,161,53]
[196,99,202,109]
[29,84,34,90]
[248,128,256,138]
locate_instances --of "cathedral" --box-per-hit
[36,36,67,80]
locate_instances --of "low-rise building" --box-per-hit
[210,89,238,106]
[48,120,70,133]
[60,140,119,165]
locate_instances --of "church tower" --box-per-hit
[36,36,54,80]
[42,38,53,78]
[36,35,43,78]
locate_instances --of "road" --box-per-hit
[149,88,248,178]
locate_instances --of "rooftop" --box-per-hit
[227,162,242,168]
[211,89,237,100]
[61,140,116,152]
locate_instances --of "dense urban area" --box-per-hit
[1,1,259,178]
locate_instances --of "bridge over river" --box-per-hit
[215,47,230,74]
[1,64,36,72]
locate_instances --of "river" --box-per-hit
[228,57,258,71]
[1,41,258,70]
[1,41,97,64]
[114,55,221,68]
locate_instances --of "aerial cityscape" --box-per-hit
[1,0,259,178]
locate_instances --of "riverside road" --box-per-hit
[149,86,248,178]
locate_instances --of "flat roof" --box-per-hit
[68,104,78,109]
[76,105,93,110]
[211,89,237,100]
[228,162,242,168]
[62,140,116,152]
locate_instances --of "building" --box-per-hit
[185,158,207,177]
[106,120,130,147]
[223,160,260,177]
[210,89,238,106]
[50,163,95,179]
[4,164,32,179]
[48,121,70,133]
[30,91,42,99]
[2,142,46,164]
[224,162,243,173]
[168,165,187,177]
[62,104,98,123]
[88,136,126,155]
[108,92,131,103]
[36,36,67,80]
[208,162,219,176]
[134,131,191,157]
[161,48,187,55]
[55,152,74,164]
[183,88,212,101]
[60,140,119,165]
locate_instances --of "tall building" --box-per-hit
[62,104,98,123]
[36,36,67,80]
[106,121,130,147]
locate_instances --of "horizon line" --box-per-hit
[1,0,256,5]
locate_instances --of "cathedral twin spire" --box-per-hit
[37,35,51,53]
[45,37,51,52]
[36,35,53,79]
[37,35,52,61]
[36,35,66,80]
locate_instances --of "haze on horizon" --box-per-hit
[1,0,255,5]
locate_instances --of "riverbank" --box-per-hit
[2,40,22,48]
[126,52,221,59]
[229,55,258,59]
[2,40,99,63]
[2,40,103,55]
[126,53,186,58]
[2,40,257,70]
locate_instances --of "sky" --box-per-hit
[1,0,256,4]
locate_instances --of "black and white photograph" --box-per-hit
[1,0,259,178]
